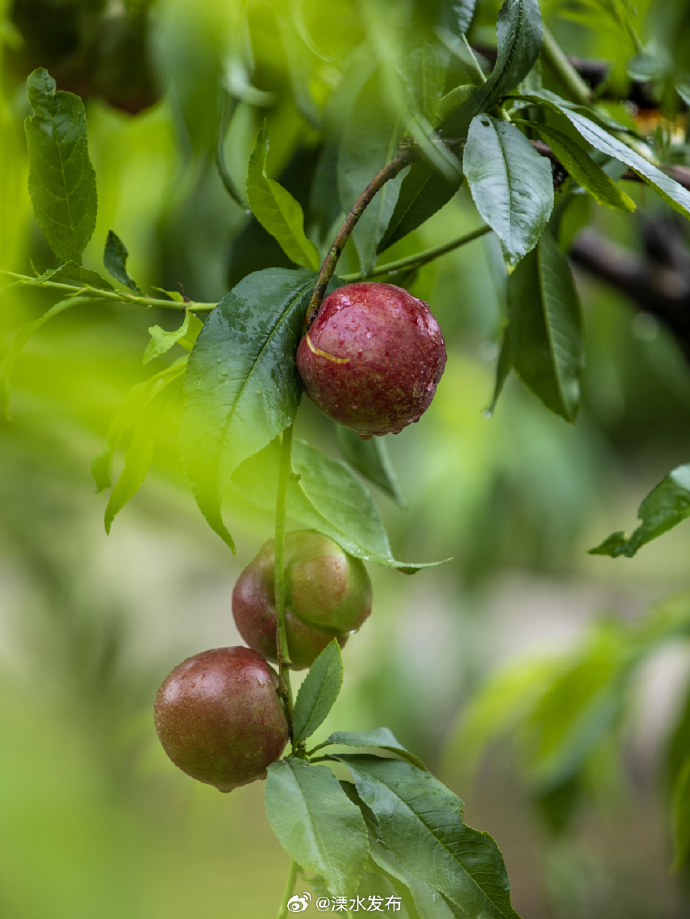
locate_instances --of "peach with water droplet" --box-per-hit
[154,647,288,792]
[232,530,372,670]
[296,282,446,438]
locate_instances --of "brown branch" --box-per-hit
[529,140,690,192]
[302,145,421,332]
[570,227,690,364]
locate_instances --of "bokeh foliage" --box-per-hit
[2,0,690,917]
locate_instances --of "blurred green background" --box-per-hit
[1,0,690,917]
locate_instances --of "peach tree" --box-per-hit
[3,0,690,915]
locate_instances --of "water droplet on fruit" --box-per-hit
[483,409,493,420]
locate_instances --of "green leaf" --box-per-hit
[505,230,583,421]
[1,294,94,417]
[150,287,185,303]
[464,115,553,266]
[378,161,461,253]
[346,783,460,919]
[232,438,447,572]
[338,70,404,274]
[404,41,446,123]
[436,0,476,38]
[338,755,521,919]
[265,758,368,899]
[519,90,690,219]
[337,426,407,507]
[103,230,141,292]
[24,68,97,264]
[533,124,636,212]
[488,322,512,415]
[313,728,426,771]
[589,463,690,558]
[33,261,115,291]
[92,360,186,531]
[180,268,316,552]
[292,641,343,746]
[216,89,247,208]
[246,123,320,271]
[381,0,542,250]
[441,0,542,137]
[143,311,204,364]
[671,757,690,872]
[437,84,477,123]
[522,623,628,790]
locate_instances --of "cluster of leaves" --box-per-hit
[3,2,690,913]
[266,640,521,917]
[453,591,690,871]
[5,0,690,558]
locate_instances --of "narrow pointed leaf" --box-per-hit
[103,368,184,532]
[104,230,141,291]
[533,124,635,212]
[91,358,187,491]
[378,161,461,252]
[590,463,690,558]
[265,758,368,899]
[338,70,404,274]
[24,68,97,263]
[442,0,542,136]
[520,90,690,219]
[232,438,447,572]
[144,311,204,364]
[404,41,446,123]
[33,261,114,290]
[246,123,320,271]
[346,783,460,919]
[437,0,477,38]
[464,115,553,265]
[180,268,316,551]
[338,755,521,919]
[381,0,542,250]
[292,641,343,746]
[313,728,426,771]
[506,231,583,421]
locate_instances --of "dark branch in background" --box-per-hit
[525,138,690,362]
[530,139,690,192]
[570,224,690,364]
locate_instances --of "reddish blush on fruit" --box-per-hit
[154,646,288,792]
[296,282,446,438]
[232,530,372,670]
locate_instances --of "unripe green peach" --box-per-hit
[232,530,372,670]
[154,646,288,792]
[296,282,446,438]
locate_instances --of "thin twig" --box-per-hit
[302,146,421,332]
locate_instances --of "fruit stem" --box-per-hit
[340,224,492,282]
[274,423,295,736]
[276,859,299,919]
[302,146,421,332]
